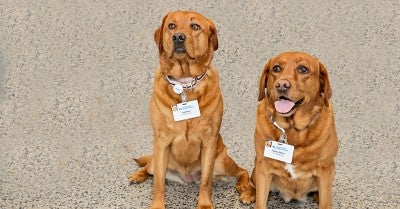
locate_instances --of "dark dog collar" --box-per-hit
[165,70,207,90]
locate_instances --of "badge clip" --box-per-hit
[180,92,187,103]
[172,84,187,103]
[270,116,288,144]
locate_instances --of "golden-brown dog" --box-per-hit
[249,52,339,209]
[128,11,252,209]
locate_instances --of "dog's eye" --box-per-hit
[191,23,201,30]
[168,23,176,30]
[272,65,282,73]
[298,65,309,74]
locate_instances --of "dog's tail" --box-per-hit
[133,155,152,167]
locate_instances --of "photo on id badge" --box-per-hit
[265,141,272,147]
[172,104,178,112]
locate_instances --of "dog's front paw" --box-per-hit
[150,201,165,209]
[150,206,165,209]
[197,204,213,209]
[128,168,148,184]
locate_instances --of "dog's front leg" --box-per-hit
[197,137,217,209]
[150,140,170,209]
[317,165,335,209]
[254,157,272,209]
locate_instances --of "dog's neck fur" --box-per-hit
[153,49,218,105]
[159,47,214,78]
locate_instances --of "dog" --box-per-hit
[248,52,339,209]
[128,11,252,209]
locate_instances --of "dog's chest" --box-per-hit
[170,134,202,164]
[274,163,317,200]
[283,163,313,180]
[284,163,298,179]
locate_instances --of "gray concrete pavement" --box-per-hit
[0,0,399,208]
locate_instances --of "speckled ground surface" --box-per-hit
[0,0,399,208]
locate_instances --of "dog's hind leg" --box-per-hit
[128,155,153,184]
[213,148,254,204]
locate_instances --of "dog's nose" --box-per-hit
[276,80,291,92]
[173,33,186,43]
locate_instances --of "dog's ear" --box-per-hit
[319,62,332,107]
[208,19,218,51]
[154,13,169,55]
[258,59,271,101]
[154,27,162,54]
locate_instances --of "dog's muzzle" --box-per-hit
[173,33,186,54]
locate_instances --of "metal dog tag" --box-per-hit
[173,84,184,94]
[171,84,187,103]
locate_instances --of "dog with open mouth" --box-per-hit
[128,11,252,209]
[247,52,339,209]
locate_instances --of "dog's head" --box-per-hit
[258,52,332,117]
[154,11,218,61]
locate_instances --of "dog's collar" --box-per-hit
[165,70,207,90]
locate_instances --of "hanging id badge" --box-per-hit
[172,100,201,121]
[171,84,201,122]
[264,140,294,163]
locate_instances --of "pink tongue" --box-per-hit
[274,99,295,114]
